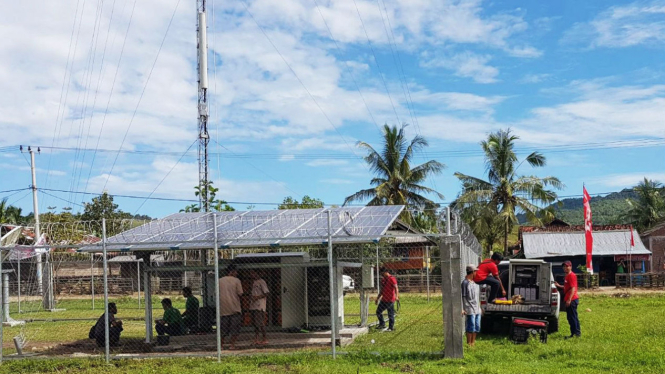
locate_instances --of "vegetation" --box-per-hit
[344,124,445,228]
[0,197,25,224]
[623,178,665,232]
[180,181,235,213]
[278,195,324,209]
[2,293,665,373]
[454,129,563,253]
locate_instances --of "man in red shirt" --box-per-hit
[473,253,506,303]
[375,268,399,332]
[555,260,580,339]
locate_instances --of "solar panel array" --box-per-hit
[84,206,404,252]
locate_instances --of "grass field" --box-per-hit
[1,292,664,373]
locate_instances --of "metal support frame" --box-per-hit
[327,210,337,359]
[102,219,110,363]
[213,215,222,362]
[1,249,4,363]
[91,254,95,310]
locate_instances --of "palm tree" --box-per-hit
[344,124,445,223]
[0,198,9,224]
[454,129,563,254]
[623,178,665,232]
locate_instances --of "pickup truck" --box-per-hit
[479,259,560,334]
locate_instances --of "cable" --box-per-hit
[39,190,85,208]
[352,0,401,125]
[311,0,381,134]
[84,0,137,196]
[239,0,362,159]
[133,140,197,213]
[102,0,182,191]
[0,188,31,195]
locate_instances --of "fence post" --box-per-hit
[375,244,380,294]
[17,253,21,313]
[1,248,4,363]
[137,259,141,309]
[327,210,336,359]
[102,219,110,363]
[213,215,222,363]
[426,246,431,302]
[440,235,464,359]
[91,253,95,310]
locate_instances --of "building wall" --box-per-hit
[643,225,665,273]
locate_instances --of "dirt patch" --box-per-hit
[380,362,424,373]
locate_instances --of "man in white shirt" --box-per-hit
[249,270,270,345]
[219,264,243,349]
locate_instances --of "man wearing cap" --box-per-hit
[462,264,481,347]
[555,260,580,339]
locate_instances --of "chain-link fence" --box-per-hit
[0,207,481,362]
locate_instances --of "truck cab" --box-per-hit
[479,259,560,334]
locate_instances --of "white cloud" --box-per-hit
[305,159,349,167]
[591,172,665,188]
[411,90,505,112]
[562,1,665,48]
[520,73,551,84]
[421,52,499,83]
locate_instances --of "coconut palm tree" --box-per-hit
[344,124,445,222]
[454,129,564,254]
[623,178,665,232]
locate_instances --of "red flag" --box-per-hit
[630,225,635,247]
[583,186,593,274]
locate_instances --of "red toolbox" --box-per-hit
[509,317,548,343]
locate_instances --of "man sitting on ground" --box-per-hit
[474,253,506,303]
[181,286,200,332]
[155,298,185,336]
[90,302,123,347]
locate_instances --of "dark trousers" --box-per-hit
[376,301,395,329]
[566,299,581,336]
[95,327,122,347]
[156,324,183,336]
[477,276,501,302]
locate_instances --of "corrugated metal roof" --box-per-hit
[522,229,651,259]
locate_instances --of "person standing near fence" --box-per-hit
[462,265,481,347]
[249,270,269,345]
[375,268,399,332]
[555,260,580,339]
[219,264,243,349]
[474,253,506,303]
[181,286,200,333]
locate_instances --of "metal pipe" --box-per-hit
[29,149,43,296]
[426,246,431,302]
[327,210,336,359]
[102,219,110,363]
[213,215,221,362]
[376,244,380,294]
[3,273,9,322]
[144,259,152,343]
[137,259,141,309]
[17,254,21,313]
[0,249,3,363]
[446,206,451,236]
[91,254,95,310]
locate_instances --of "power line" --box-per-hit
[102,0,182,191]
[39,190,85,208]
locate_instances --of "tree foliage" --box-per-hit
[278,195,324,209]
[81,192,132,236]
[622,178,665,232]
[181,181,235,212]
[0,198,25,224]
[344,124,445,228]
[454,129,563,253]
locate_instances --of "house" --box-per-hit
[382,220,437,272]
[519,224,652,285]
[640,222,665,272]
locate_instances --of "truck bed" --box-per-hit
[484,303,552,314]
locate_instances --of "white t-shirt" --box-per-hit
[219,276,243,316]
[250,279,269,311]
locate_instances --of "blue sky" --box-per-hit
[1,0,664,218]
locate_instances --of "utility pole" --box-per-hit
[26,147,56,310]
[28,147,43,296]
[197,0,210,212]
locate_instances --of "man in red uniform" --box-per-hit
[474,253,506,303]
[375,268,399,331]
[555,260,580,339]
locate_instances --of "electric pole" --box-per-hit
[28,147,43,296]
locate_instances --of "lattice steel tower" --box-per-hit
[196,0,210,212]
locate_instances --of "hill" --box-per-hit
[517,189,637,225]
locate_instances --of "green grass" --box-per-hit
[1,293,665,373]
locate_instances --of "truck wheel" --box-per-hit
[480,316,494,334]
[547,317,559,333]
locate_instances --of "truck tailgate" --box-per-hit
[485,303,552,314]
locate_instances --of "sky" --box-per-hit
[1,0,664,218]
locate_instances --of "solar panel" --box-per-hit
[80,206,404,252]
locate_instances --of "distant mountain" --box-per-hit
[517,189,637,225]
